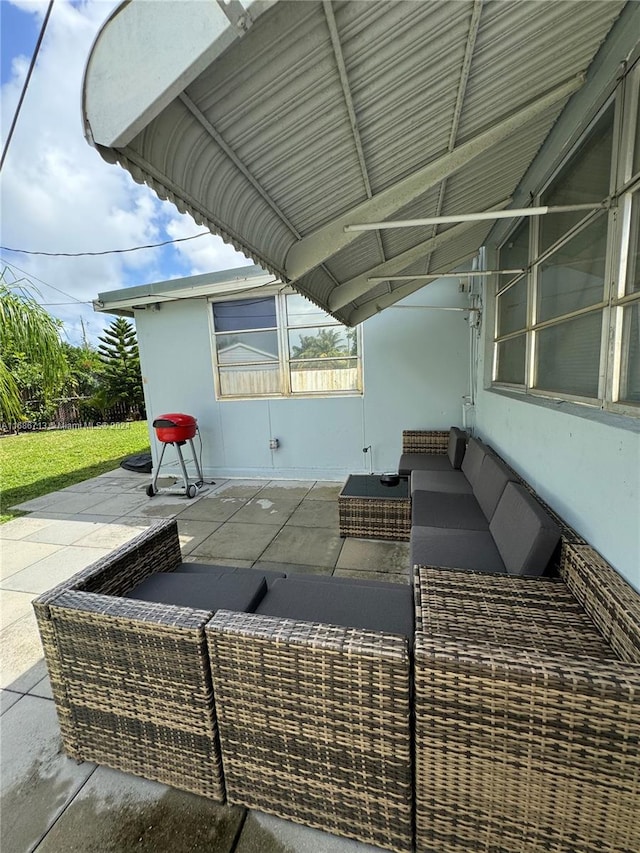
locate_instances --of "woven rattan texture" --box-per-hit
[338,495,411,540]
[402,430,449,454]
[562,543,640,663]
[33,519,225,802]
[413,566,615,659]
[413,563,640,853]
[35,518,181,605]
[207,611,413,853]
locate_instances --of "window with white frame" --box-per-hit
[493,58,640,415]
[211,292,361,399]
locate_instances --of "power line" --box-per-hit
[0,257,85,304]
[1,231,212,257]
[0,0,55,174]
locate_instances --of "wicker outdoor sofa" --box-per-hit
[33,446,640,853]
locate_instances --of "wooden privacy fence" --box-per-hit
[218,367,360,396]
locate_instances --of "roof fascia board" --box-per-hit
[328,199,511,311]
[284,73,585,282]
[488,2,640,248]
[95,271,276,312]
[83,0,271,149]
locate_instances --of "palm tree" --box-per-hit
[0,275,67,424]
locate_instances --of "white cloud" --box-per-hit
[164,214,253,278]
[0,0,250,345]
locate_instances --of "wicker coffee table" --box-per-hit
[338,474,411,541]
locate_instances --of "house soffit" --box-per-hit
[84,0,628,326]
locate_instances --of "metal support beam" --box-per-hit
[345,202,606,232]
[367,269,524,283]
[346,253,478,326]
[328,198,511,311]
[322,1,387,266]
[285,73,585,281]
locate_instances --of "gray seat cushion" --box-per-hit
[411,469,473,495]
[398,453,453,475]
[490,482,561,576]
[412,491,488,530]
[175,563,286,587]
[125,571,268,613]
[447,427,467,469]
[473,453,516,521]
[460,437,488,489]
[255,578,414,639]
[410,526,506,574]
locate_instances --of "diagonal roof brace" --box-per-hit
[328,198,511,311]
[284,73,585,281]
[347,251,479,327]
[345,202,607,231]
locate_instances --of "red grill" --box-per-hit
[152,413,197,444]
[148,412,205,499]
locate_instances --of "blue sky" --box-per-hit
[0,0,251,345]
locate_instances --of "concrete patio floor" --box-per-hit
[1,467,410,853]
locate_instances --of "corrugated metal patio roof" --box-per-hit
[84,0,627,326]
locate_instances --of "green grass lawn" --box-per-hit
[0,422,150,523]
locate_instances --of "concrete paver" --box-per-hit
[191,522,281,562]
[261,525,344,567]
[1,612,48,691]
[78,493,150,517]
[0,516,59,540]
[230,497,302,526]
[32,766,245,853]
[259,481,314,500]
[235,811,386,853]
[1,688,21,715]
[22,518,107,546]
[211,480,266,498]
[0,546,111,594]
[252,561,333,576]
[179,496,248,523]
[71,523,149,550]
[305,482,343,501]
[334,568,409,584]
[0,541,63,581]
[177,519,223,555]
[0,694,96,853]
[335,538,410,574]
[286,499,339,529]
[35,492,116,516]
[28,674,54,700]
[1,589,36,630]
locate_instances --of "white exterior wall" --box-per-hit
[474,356,640,591]
[134,277,470,481]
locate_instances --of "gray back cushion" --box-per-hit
[473,453,516,520]
[490,483,561,576]
[461,437,487,488]
[447,427,467,469]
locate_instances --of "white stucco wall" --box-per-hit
[134,276,470,481]
[474,383,640,590]
[474,262,639,589]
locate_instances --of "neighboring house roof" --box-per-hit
[94,266,275,317]
[84,0,633,326]
[218,342,277,364]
